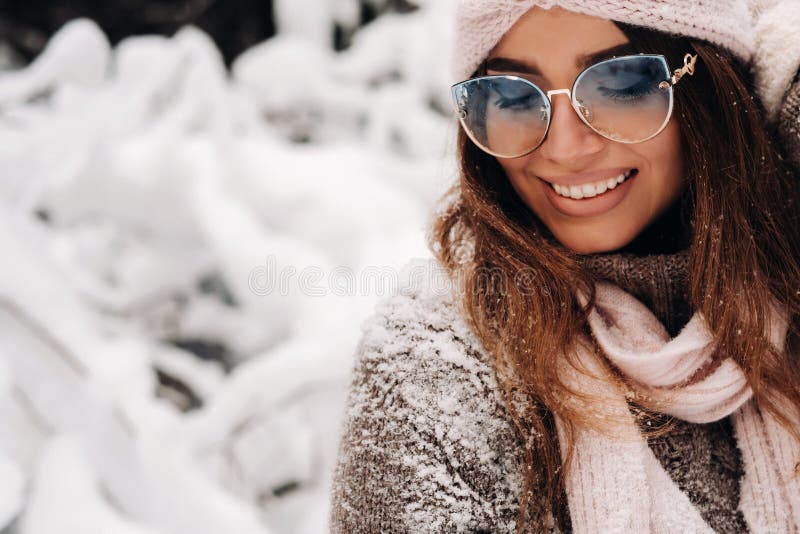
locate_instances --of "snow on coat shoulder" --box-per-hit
[330,256,526,533]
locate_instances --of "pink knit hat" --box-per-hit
[452,0,756,82]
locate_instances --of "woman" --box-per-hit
[330,1,800,532]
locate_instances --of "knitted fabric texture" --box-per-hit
[752,1,800,120]
[561,281,799,532]
[329,253,799,533]
[780,76,800,170]
[582,249,747,531]
[580,250,691,336]
[635,410,749,533]
[451,0,755,82]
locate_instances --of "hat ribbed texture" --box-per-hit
[453,0,755,82]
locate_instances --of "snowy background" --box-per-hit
[0,1,457,532]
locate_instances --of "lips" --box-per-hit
[538,168,639,218]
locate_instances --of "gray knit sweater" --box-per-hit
[330,257,545,532]
[329,252,748,533]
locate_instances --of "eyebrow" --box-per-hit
[484,43,638,75]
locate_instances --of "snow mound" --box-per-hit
[0,2,457,532]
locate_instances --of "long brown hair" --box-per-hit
[430,23,800,532]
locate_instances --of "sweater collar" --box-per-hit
[580,250,691,337]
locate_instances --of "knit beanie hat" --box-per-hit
[452,0,756,82]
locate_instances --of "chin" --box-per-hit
[548,222,642,255]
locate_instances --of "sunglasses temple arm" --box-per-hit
[671,53,699,85]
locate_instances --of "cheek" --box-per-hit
[642,121,684,205]
[499,158,543,209]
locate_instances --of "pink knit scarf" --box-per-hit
[555,282,800,533]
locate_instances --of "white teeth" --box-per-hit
[551,169,635,199]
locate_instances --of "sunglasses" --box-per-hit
[451,53,698,159]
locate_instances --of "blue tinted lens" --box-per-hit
[452,76,550,158]
[573,55,673,142]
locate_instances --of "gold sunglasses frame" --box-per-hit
[451,53,699,159]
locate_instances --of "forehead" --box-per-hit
[488,7,630,75]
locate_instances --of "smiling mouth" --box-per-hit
[547,169,638,200]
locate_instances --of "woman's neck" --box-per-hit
[615,197,691,256]
[578,199,693,336]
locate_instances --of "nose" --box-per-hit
[538,92,606,164]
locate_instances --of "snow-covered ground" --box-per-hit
[0,2,457,532]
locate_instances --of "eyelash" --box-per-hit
[494,95,537,109]
[596,80,658,101]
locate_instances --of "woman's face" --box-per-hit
[487,8,684,254]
